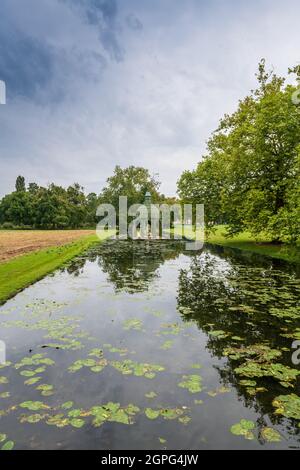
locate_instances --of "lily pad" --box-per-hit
[272,394,300,420]
[1,440,14,450]
[19,401,50,411]
[178,375,202,393]
[230,419,255,440]
[261,427,281,442]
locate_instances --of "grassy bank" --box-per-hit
[174,225,300,264]
[0,231,114,304]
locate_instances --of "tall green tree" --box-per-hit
[15,176,26,192]
[98,166,162,219]
[178,61,300,244]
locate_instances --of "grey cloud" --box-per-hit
[126,14,143,31]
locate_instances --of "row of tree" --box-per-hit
[0,168,165,229]
[178,60,300,244]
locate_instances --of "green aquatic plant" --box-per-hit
[15,354,55,369]
[123,318,143,331]
[68,358,108,373]
[24,377,42,386]
[160,340,174,350]
[272,394,300,420]
[230,419,255,440]
[61,401,74,410]
[194,399,203,405]
[209,330,229,339]
[158,437,166,444]
[110,360,164,379]
[36,384,54,397]
[234,362,300,388]
[145,406,189,422]
[178,375,202,393]
[207,386,230,397]
[159,323,183,336]
[1,440,14,451]
[90,402,140,427]
[19,401,50,411]
[223,344,282,362]
[260,427,281,442]
[145,391,157,399]
[19,413,47,424]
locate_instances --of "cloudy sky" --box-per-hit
[0,0,299,197]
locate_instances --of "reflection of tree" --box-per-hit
[63,251,98,277]
[63,239,185,292]
[177,250,300,439]
[96,240,183,293]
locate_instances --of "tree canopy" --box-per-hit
[178,60,300,244]
[0,166,163,230]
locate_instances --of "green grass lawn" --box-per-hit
[173,225,300,264]
[0,230,114,305]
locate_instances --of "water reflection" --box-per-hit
[66,240,185,293]
[177,250,300,440]
[0,239,300,449]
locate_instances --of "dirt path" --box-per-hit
[0,230,95,262]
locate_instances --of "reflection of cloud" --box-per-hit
[0,0,300,197]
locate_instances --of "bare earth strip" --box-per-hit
[0,230,95,262]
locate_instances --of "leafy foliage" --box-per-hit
[178,61,300,244]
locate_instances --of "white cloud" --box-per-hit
[0,0,300,197]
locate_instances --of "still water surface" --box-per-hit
[0,240,300,449]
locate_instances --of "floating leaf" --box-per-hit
[145,408,160,420]
[179,416,191,425]
[261,427,281,442]
[230,419,255,440]
[111,360,164,379]
[20,414,46,424]
[123,318,143,331]
[70,418,85,428]
[24,377,42,386]
[61,401,74,410]
[273,394,300,420]
[1,440,14,450]
[19,401,50,411]
[178,375,202,393]
[160,340,174,350]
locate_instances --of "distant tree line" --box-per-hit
[0,166,169,230]
[178,61,300,244]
